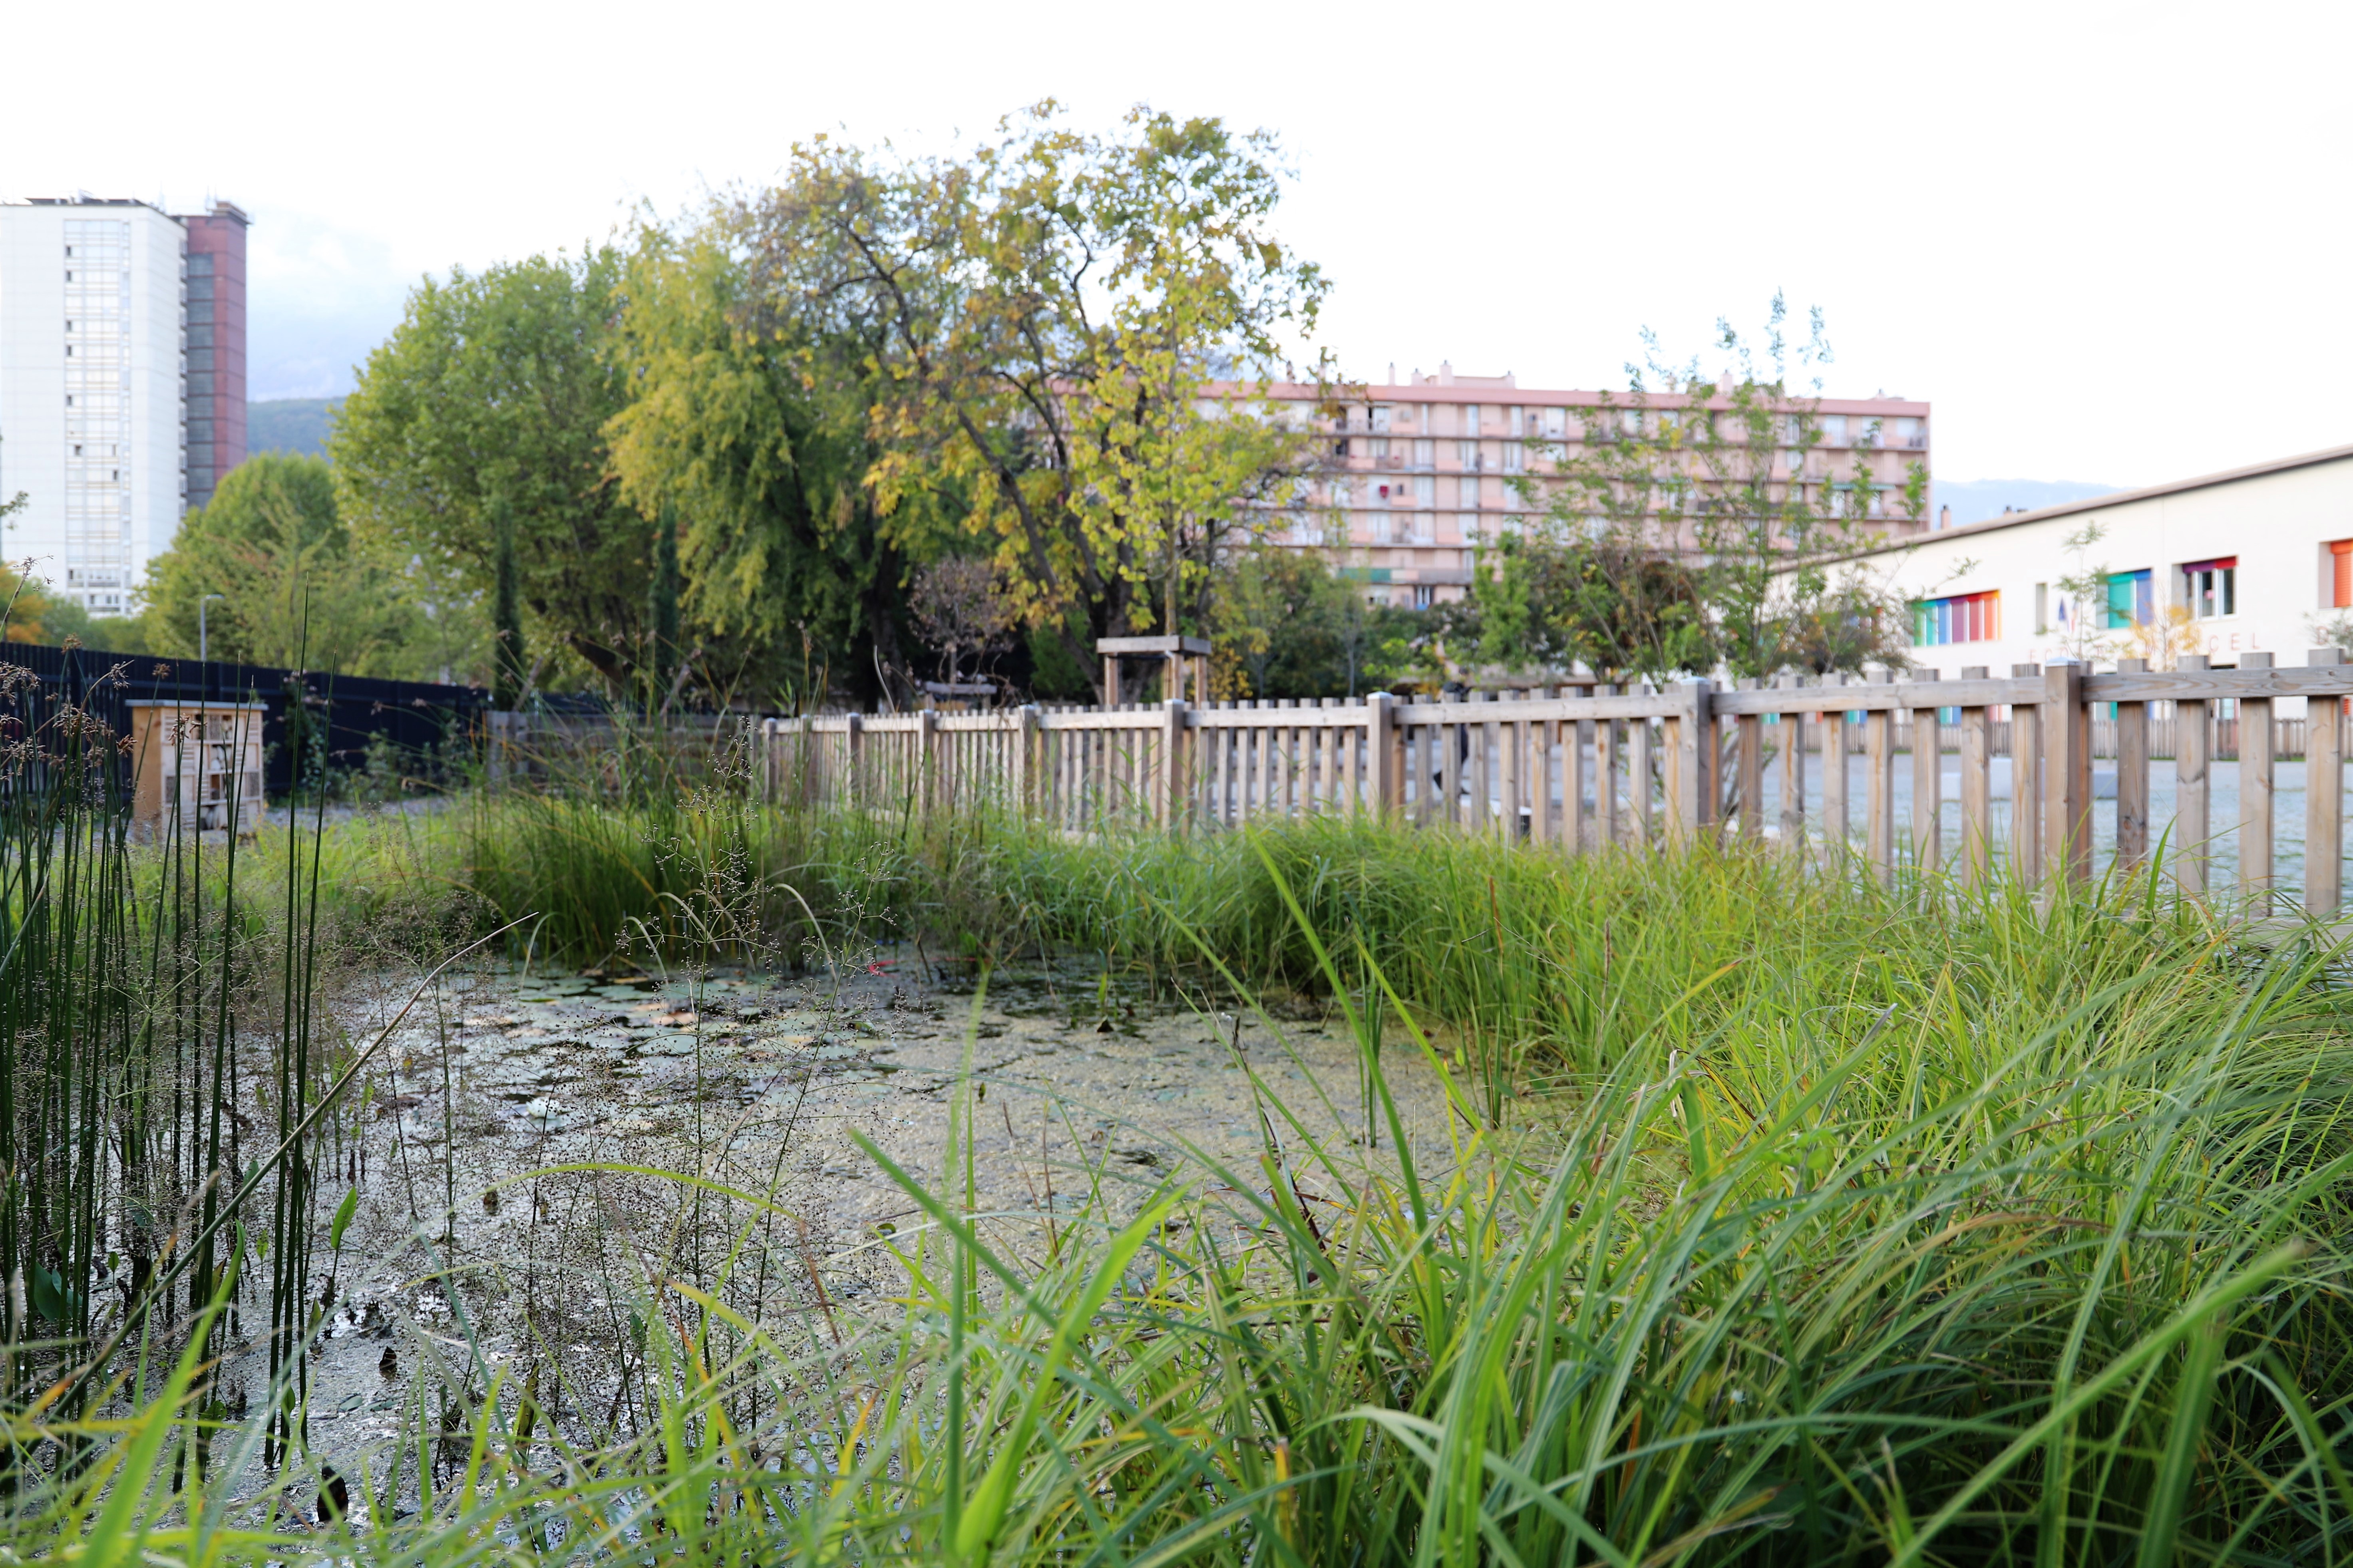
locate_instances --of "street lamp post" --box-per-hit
[198,594,224,662]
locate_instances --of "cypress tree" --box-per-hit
[491,497,525,710]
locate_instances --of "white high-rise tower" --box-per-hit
[0,196,198,615]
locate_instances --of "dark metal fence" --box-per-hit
[0,643,490,797]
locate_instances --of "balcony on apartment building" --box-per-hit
[1334,442,1441,473]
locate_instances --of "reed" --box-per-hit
[0,663,350,1459]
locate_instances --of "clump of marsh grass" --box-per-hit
[444,797,2269,1095]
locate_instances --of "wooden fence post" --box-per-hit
[1388,705,1406,825]
[917,709,940,816]
[844,713,865,809]
[1671,679,1714,843]
[1630,688,1655,843]
[1317,696,1339,815]
[1470,692,1493,834]
[1820,675,1848,863]
[2175,655,2210,896]
[1866,669,1895,884]
[2114,658,2150,874]
[1590,685,1615,847]
[1529,687,1552,843]
[1566,692,1589,851]
[1776,675,1805,855]
[1911,672,1940,875]
[1016,706,1042,819]
[2042,662,2089,886]
[1735,678,1762,842]
[2011,665,2041,884]
[2307,650,2345,917]
[1163,698,1188,829]
[2241,651,2275,908]
[1368,693,1396,818]
[1440,698,1463,832]
[1959,667,1991,885]
[1497,690,1521,839]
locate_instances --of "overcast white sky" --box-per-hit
[5,0,2345,491]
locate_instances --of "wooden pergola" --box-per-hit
[1098,635,1211,706]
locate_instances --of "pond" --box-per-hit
[242,949,1462,1481]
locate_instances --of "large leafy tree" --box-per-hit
[605,223,937,707]
[1472,527,1715,684]
[1213,545,1422,698]
[333,251,652,692]
[732,103,1328,699]
[140,453,460,676]
[1500,300,1926,682]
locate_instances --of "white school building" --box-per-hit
[1849,441,2353,707]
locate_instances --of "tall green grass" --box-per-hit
[12,847,2353,1562]
[448,796,2261,1096]
[17,787,2353,1562]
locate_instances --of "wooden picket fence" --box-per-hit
[760,650,2353,913]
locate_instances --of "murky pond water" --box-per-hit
[222,949,1465,1482]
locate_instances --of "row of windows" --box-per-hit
[1913,558,2255,647]
[1329,403,1927,448]
[1333,431,1918,467]
[1335,405,1568,437]
[1338,483,1593,512]
[1350,476,1491,507]
[2086,560,2237,629]
[1914,591,2001,646]
[1284,511,1498,546]
[2023,547,2353,628]
[1340,479,1892,522]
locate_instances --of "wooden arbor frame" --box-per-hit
[1098,635,1211,706]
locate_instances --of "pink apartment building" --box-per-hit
[1239,364,1932,607]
